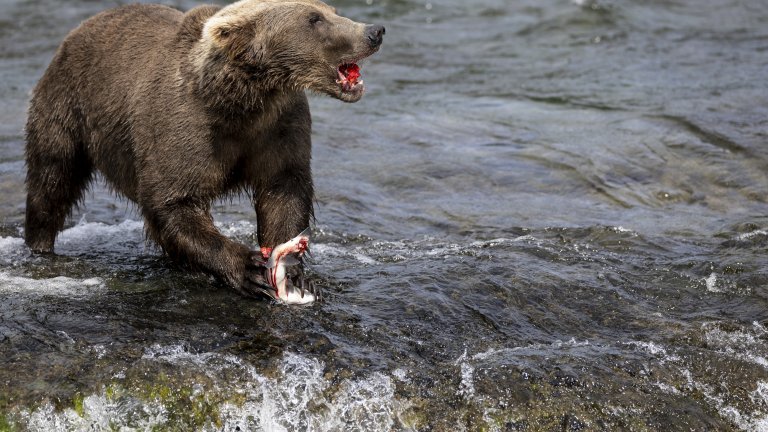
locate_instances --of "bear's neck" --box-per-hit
[184,45,293,122]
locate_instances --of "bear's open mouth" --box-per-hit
[336,63,364,94]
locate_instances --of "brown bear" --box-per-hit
[24,0,384,304]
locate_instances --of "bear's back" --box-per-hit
[28,4,203,200]
[56,5,183,84]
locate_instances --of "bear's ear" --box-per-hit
[203,15,241,45]
[179,5,222,42]
[217,26,231,39]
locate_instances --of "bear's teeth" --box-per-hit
[336,74,364,93]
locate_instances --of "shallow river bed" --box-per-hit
[1,0,767,430]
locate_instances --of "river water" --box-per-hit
[1,0,767,430]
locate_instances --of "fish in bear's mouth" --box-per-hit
[336,62,363,94]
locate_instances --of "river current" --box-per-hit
[1,0,767,430]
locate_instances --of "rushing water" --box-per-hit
[1,0,767,430]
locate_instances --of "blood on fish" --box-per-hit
[260,247,273,260]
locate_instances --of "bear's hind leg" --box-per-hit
[24,116,92,253]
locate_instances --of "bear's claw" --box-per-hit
[243,263,319,305]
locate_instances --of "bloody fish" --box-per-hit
[263,228,315,305]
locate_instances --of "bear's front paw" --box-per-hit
[286,265,322,304]
[243,252,320,305]
[242,254,277,299]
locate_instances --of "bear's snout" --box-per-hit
[365,25,385,49]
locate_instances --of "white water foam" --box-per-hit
[453,339,595,404]
[736,230,767,241]
[214,220,257,239]
[681,369,768,432]
[55,219,145,252]
[391,368,410,384]
[0,236,24,251]
[149,346,400,431]
[702,322,768,368]
[469,338,593,363]
[624,340,680,362]
[311,243,378,265]
[700,271,742,295]
[626,334,768,432]
[459,336,768,431]
[17,346,402,431]
[752,382,768,406]
[454,350,476,399]
[704,272,722,293]
[611,226,636,235]
[0,272,104,298]
[671,322,768,431]
[20,392,169,432]
[311,234,538,267]
[0,235,26,265]
[3,219,258,260]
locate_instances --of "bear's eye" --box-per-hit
[309,13,323,25]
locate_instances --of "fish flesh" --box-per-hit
[262,228,316,305]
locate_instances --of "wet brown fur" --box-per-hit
[24,0,381,294]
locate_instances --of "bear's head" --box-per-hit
[197,0,385,106]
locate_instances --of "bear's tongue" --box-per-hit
[339,63,361,85]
